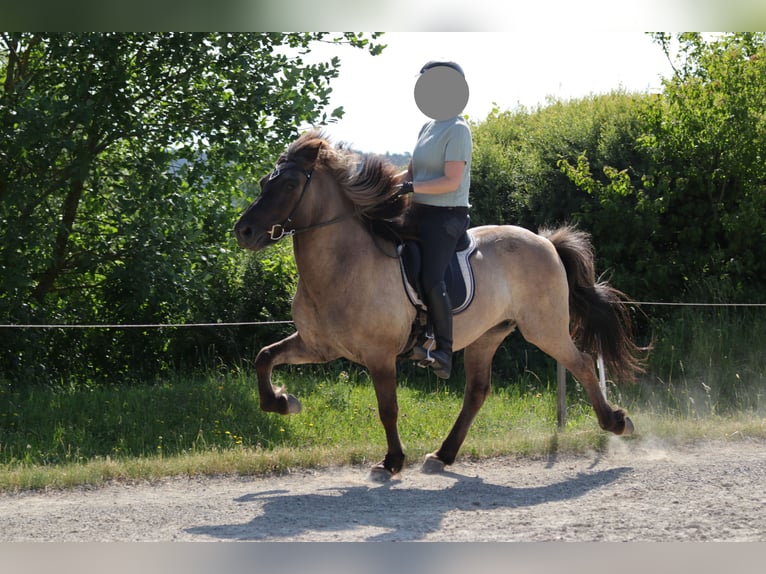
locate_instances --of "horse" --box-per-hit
[234,129,644,480]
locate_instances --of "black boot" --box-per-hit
[413,281,453,379]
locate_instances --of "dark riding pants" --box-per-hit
[412,204,470,293]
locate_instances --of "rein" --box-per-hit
[266,163,404,245]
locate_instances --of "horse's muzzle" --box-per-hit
[233,220,265,251]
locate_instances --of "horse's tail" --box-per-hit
[540,225,646,383]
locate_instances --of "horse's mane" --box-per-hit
[285,129,413,228]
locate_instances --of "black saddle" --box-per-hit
[397,230,478,314]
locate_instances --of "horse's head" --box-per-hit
[235,128,410,251]
[234,133,323,251]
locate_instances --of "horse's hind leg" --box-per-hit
[522,322,632,435]
[254,332,337,415]
[423,323,514,473]
[560,343,633,435]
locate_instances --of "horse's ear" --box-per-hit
[294,138,323,168]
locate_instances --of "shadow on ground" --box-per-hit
[186,465,631,541]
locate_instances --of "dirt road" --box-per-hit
[1,436,764,542]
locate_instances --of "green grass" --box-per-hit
[0,368,587,490]
[1,307,765,491]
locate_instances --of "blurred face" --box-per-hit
[414,65,469,120]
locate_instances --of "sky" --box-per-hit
[304,32,676,155]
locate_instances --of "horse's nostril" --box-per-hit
[235,223,252,240]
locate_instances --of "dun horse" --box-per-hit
[234,129,644,480]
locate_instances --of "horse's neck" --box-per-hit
[292,217,376,276]
[290,174,395,291]
[292,177,364,266]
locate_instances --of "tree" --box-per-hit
[0,32,384,383]
[470,93,655,295]
[503,33,766,303]
[471,33,766,304]
[640,33,766,300]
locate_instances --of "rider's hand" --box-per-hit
[397,181,414,195]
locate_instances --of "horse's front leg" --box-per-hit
[255,332,334,415]
[367,360,405,482]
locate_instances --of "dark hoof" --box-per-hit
[284,393,302,414]
[263,390,303,415]
[369,453,405,482]
[422,453,446,474]
[607,409,634,435]
[369,465,395,482]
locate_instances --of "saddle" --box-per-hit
[397,230,478,315]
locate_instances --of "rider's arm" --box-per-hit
[409,161,465,195]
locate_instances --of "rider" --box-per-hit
[396,60,472,379]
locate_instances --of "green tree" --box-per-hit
[558,33,766,302]
[470,93,654,295]
[473,33,766,304]
[641,32,766,300]
[0,32,384,383]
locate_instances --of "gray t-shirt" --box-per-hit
[411,116,472,207]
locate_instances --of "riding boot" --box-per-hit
[413,281,453,379]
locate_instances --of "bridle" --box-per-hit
[264,161,314,241]
[263,160,405,243]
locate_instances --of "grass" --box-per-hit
[0,368,591,490]
[1,307,765,491]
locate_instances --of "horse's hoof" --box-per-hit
[623,416,635,435]
[422,453,446,474]
[369,464,395,483]
[285,394,302,414]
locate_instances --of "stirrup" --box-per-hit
[413,331,437,368]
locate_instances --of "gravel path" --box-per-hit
[1,437,765,542]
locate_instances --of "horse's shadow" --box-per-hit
[186,465,631,541]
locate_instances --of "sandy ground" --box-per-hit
[1,437,765,542]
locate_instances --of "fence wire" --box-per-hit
[0,320,294,329]
[0,301,764,330]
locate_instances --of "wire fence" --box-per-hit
[2,300,762,427]
[633,301,766,307]
[0,320,294,329]
[0,301,764,330]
